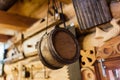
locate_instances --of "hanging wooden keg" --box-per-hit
[37,27,80,69]
[72,0,112,31]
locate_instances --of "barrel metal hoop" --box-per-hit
[48,28,80,64]
[37,33,62,69]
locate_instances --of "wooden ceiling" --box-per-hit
[0,0,72,42]
[0,10,38,42]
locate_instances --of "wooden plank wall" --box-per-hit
[1,1,81,80]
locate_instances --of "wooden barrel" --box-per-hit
[37,27,80,69]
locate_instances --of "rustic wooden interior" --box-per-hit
[0,0,120,80]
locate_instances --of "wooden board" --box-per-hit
[4,56,70,80]
[22,27,54,57]
[0,34,12,42]
[58,0,71,4]
[8,0,48,18]
[9,15,62,45]
[72,0,112,31]
[0,10,38,31]
[0,27,16,36]
[96,35,120,59]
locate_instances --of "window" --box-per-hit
[0,43,5,76]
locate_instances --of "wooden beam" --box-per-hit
[0,10,38,31]
[8,0,72,19]
[32,2,75,19]
[0,27,16,36]
[10,16,62,44]
[8,3,78,44]
[24,17,61,39]
[58,0,71,4]
[0,34,12,42]
[8,0,48,18]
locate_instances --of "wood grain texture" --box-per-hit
[96,35,120,59]
[4,56,70,80]
[8,1,77,43]
[0,34,12,42]
[0,10,38,31]
[72,0,112,31]
[8,0,47,18]
[81,67,96,80]
[8,15,62,45]
[0,27,16,36]
[81,49,96,67]
[58,0,71,4]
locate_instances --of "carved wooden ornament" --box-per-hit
[81,49,96,67]
[96,36,120,59]
[95,19,120,42]
[81,67,96,80]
